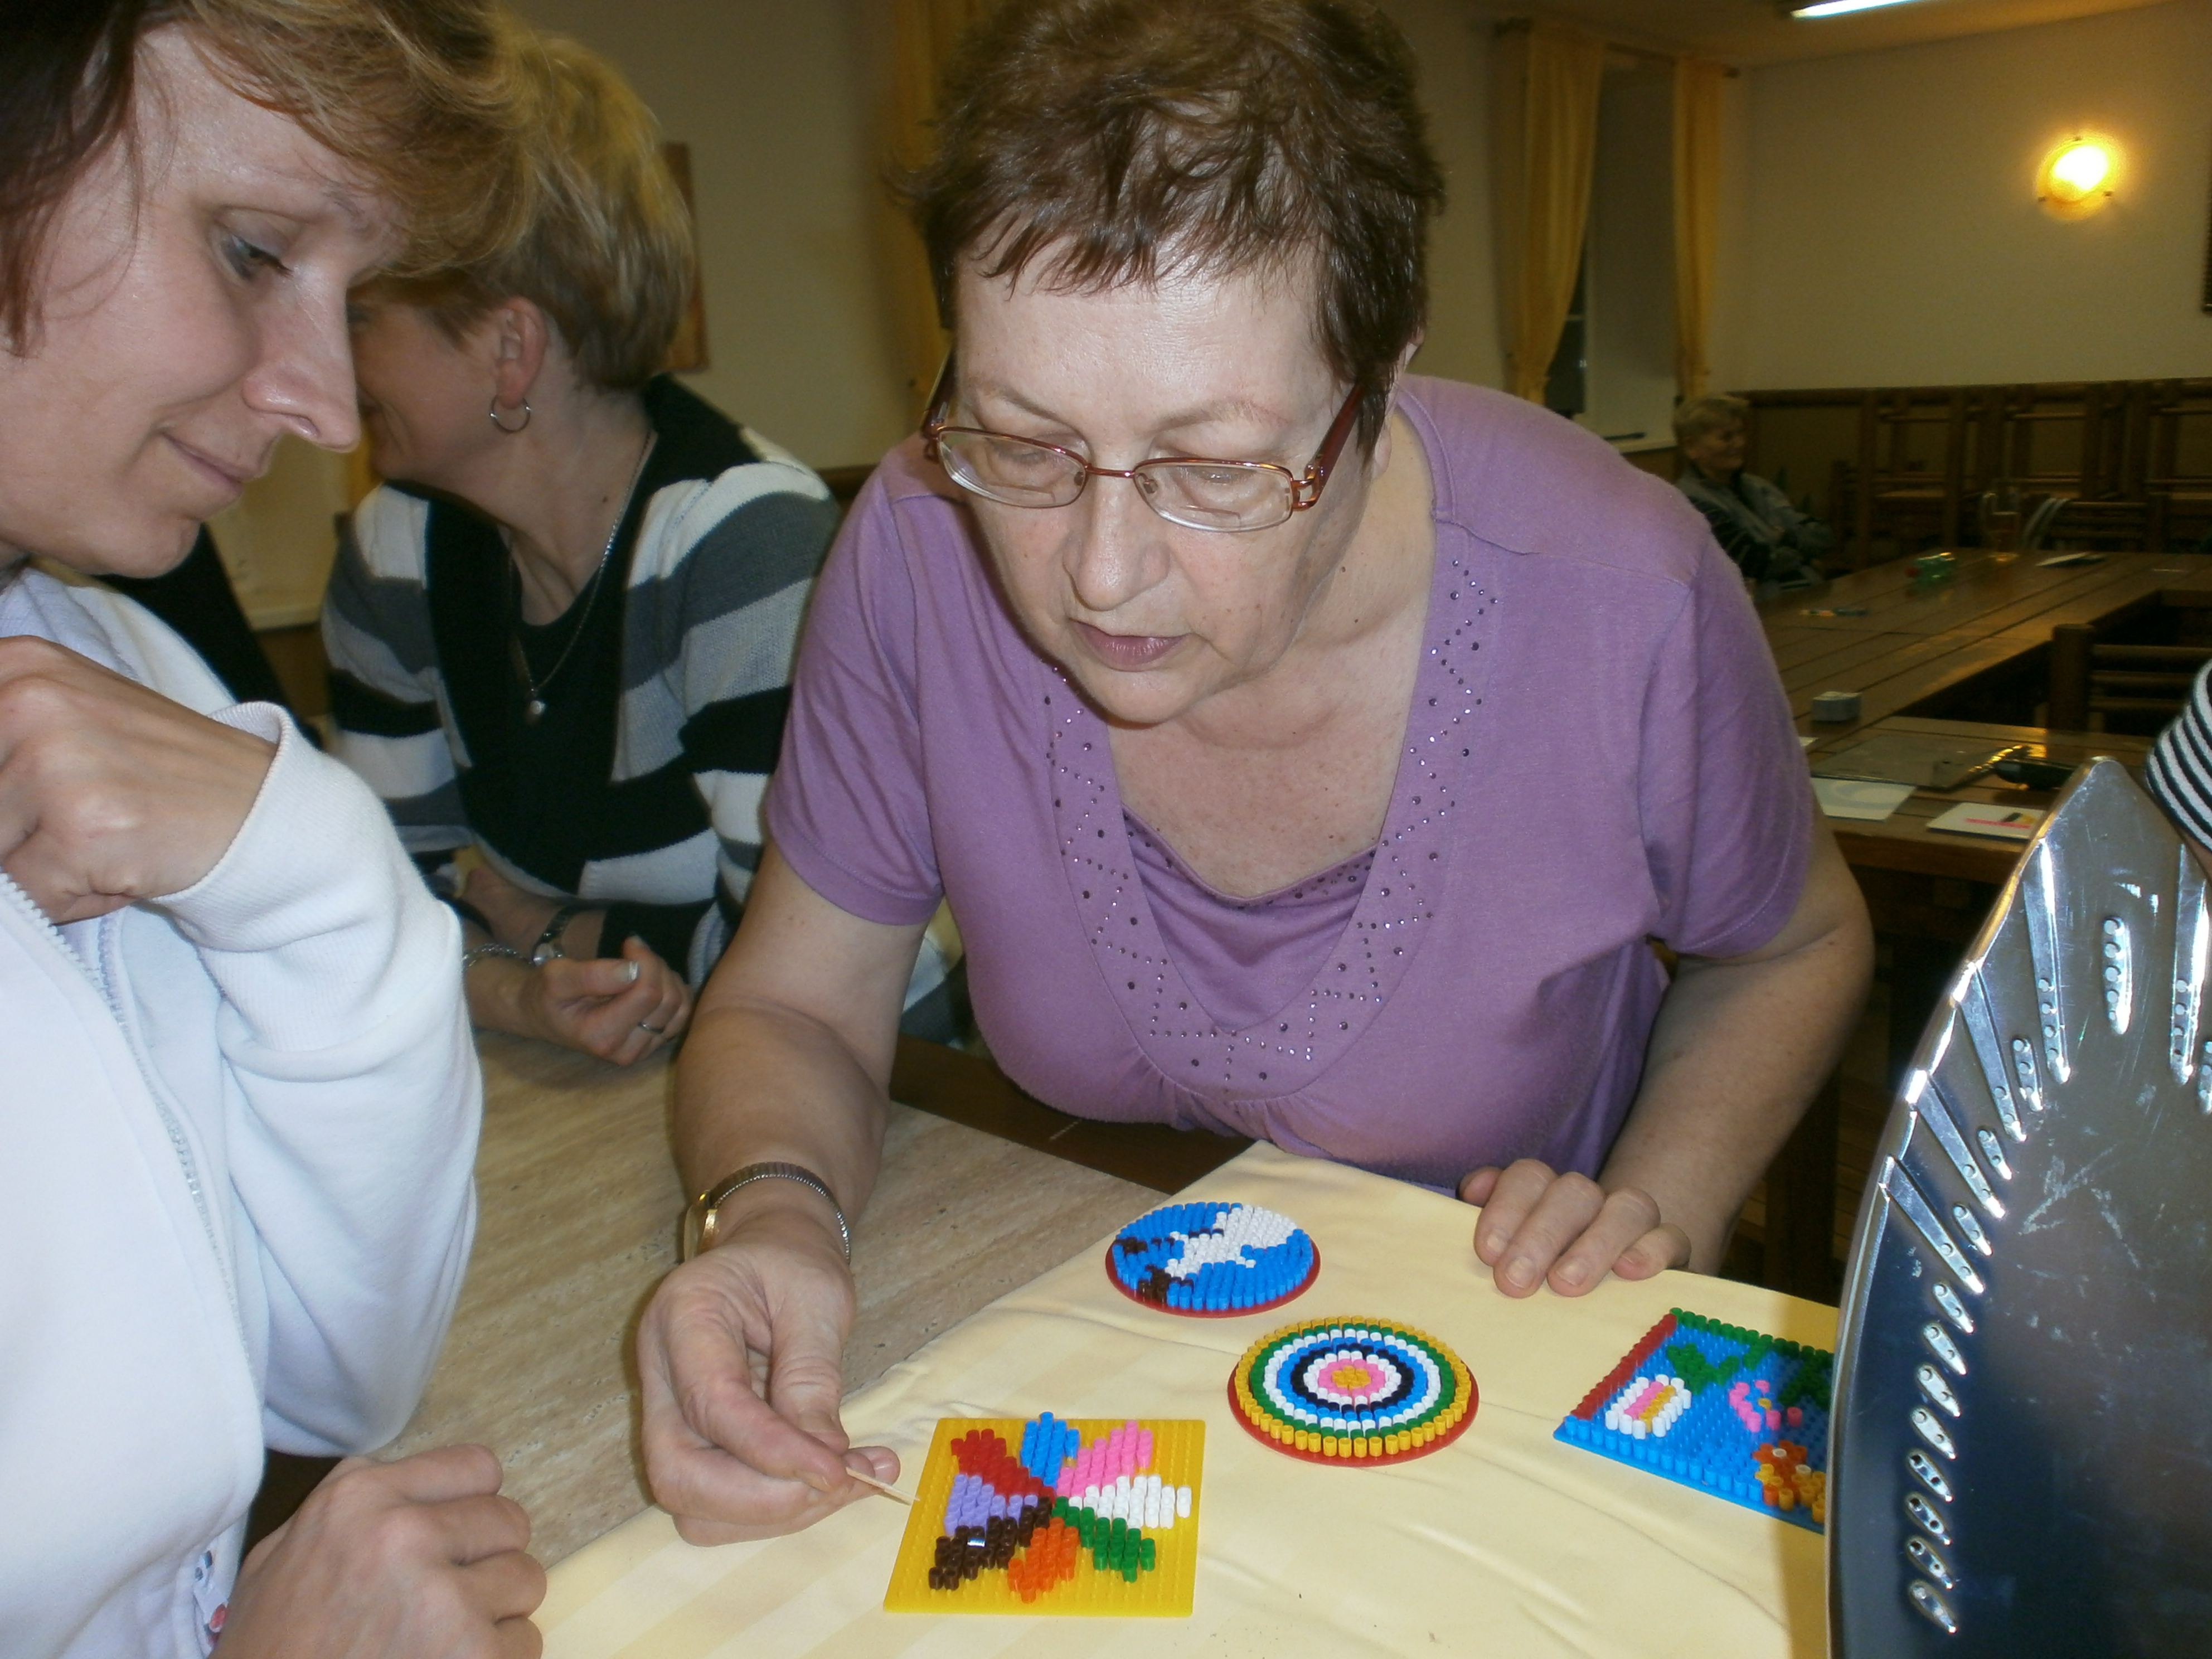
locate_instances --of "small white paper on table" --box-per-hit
[1927,801,2045,841]
[1813,777,1915,821]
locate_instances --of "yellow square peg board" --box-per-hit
[883,1414,1204,1616]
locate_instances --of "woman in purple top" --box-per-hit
[636,0,1873,1539]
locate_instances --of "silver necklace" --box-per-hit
[510,431,656,724]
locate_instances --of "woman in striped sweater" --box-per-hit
[327,36,882,1063]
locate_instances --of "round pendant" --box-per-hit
[524,697,545,724]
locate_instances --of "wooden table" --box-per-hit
[1807,715,2153,1065]
[1808,715,2153,885]
[373,1036,1244,1565]
[1758,549,2212,736]
[536,1144,1837,1659]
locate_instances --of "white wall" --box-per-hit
[1715,0,2212,390]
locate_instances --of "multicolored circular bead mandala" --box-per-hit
[1228,1316,1477,1464]
[1105,1201,1318,1318]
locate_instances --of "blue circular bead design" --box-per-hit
[1105,1201,1318,1317]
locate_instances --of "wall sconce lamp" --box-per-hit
[2038,135,2121,219]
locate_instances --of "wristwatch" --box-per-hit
[681,1162,852,1264]
[530,903,586,967]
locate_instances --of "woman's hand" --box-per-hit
[0,637,274,923]
[637,1185,896,1543]
[473,934,691,1064]
[1458,1160,1691,1298]
[217,1446,544,1658]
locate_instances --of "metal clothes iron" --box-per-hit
[1830,759,2212,1655]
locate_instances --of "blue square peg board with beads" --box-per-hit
[1554,1309,1833,1531]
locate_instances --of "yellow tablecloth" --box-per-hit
[541,1144,1835,1658]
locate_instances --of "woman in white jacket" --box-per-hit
[1,3,546,1655]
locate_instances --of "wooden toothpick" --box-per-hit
[847,1467,915,1505]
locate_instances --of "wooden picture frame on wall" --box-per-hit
[663,142,710,371]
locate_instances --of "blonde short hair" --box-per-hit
[1673,393,1750,448]
[382,33,695,391]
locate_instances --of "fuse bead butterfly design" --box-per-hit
[1105,1201,1318,1316]
[1554,1308,1835,1531]
[1228,1316,1476,1463]
[882,1414,1205,1616]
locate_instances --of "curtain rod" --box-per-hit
[1493,16,1743,76]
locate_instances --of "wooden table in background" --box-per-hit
[1758,550,2212,735]
[1808,716,2152,1076]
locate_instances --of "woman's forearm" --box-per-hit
[1600,829,1874,1272]
[671,992,892,1217]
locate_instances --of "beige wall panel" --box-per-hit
[1388,0,1507,391]
[1715,0,2212,391]
[517,0,911,469]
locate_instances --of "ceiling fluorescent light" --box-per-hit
[1790,0,1926,17]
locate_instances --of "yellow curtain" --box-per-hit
[1490,19,1605,404]
[883,0,994,416]
[1672,57,1725,404]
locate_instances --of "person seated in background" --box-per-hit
[327,35,952,1068]
[631,0,1871,1542]
[1672,394,1833,591]
[1,2,546,1653]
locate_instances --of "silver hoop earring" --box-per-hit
[488,397,532,434]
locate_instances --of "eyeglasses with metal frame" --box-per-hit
[920,353,1367,535]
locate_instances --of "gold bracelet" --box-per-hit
[681,1162,851,1264]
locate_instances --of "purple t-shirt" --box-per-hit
[768,377,1810,1189]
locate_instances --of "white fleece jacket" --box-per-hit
[0,566,481,1658]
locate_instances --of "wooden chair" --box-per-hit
[2043,496,2150,552]
[2047,621,2212,731]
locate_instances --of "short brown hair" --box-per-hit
[376,33,694,391]
[1673,394,1750,448]
[1,0,535,352]
[905,0,1442,449]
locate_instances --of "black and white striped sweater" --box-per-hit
[323,376,826,986]
[2150,662,2212,852]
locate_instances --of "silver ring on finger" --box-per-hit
[638,1021,667,1035]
